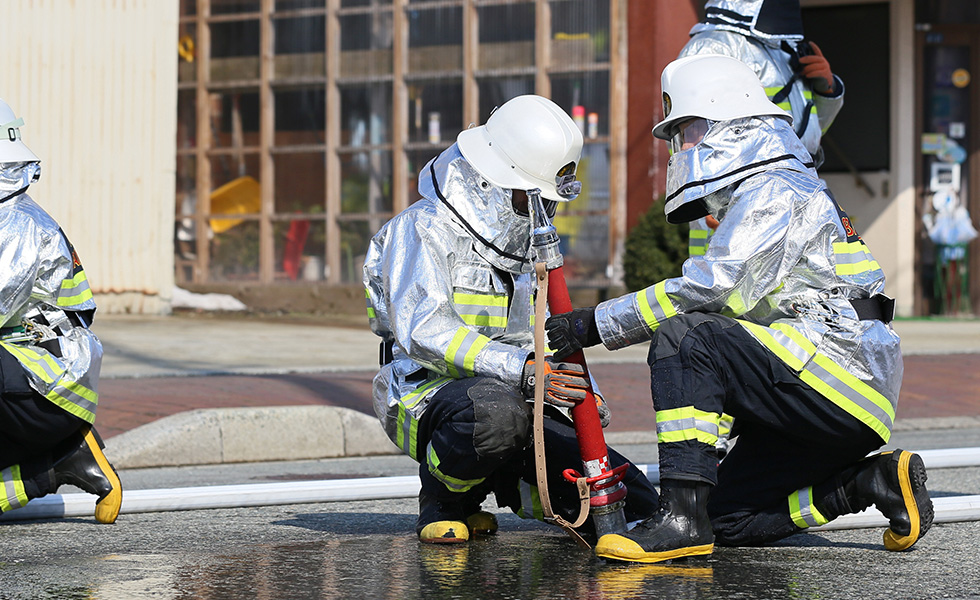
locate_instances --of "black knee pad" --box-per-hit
[469,379,531,460]
[649,312,738,363]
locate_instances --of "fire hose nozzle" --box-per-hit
[527,188,564,270]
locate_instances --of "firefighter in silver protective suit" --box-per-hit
[545,55,933,563]
[682,0,843,262]
[0,98,122,523]
[364,95,659,544]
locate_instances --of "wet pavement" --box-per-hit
[1,314,978,598]
[3,431,980,599]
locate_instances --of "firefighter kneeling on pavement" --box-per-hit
[364,95,659,544]
[0,97,122,523]
[546,55,933,563]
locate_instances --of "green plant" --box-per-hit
[622,196,690,292]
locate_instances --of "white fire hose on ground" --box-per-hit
[4,447,980,528]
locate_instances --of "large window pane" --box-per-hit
[550,0,610,66]
[275,88,326,147]
[340,11,393,78]
[341,85,392,146]
[408,6,463,75]
[550,71,610,139]
[275,152,325,213]
[274,16,326,80]
[210,19,260,82]
[338,220,373,284]
[341,150,393,216]
[206,91,261,149]
[407,80,463,144]
[479,3,535,71]
[211,221,260,282]
[275,219,327,281]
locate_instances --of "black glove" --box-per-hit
[545,307,601,360]
[521,357,589,409]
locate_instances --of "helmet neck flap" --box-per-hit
[664,116,814,224]
[419,144,534,274]
[0,162,40,203]
[690,0,805,44]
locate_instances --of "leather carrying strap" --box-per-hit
[533,262,591,549]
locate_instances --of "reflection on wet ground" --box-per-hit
[7,525,976,600]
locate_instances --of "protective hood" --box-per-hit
[0,161,40,203]
[690,0,804,44]
[418,144,533,274]
[664,116,813,224]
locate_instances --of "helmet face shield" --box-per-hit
[669,118,712,155]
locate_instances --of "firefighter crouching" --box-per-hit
[0,98,122,524]
[545,55,932,563]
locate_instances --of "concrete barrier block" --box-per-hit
[341,409,400,456]
[218,406,345,463]
[105,410,223,469]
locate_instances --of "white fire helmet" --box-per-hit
[457,95,583,202]
[0,98,39,163]
[652,54,791,142]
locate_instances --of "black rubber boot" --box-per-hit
[849,450,934,551]
[595,479,714,563]
[53,426,122,524]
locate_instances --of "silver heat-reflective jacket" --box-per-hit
[679,29,842,158]
[363,144,537,450]
[595,118,902,444]
[1,163,102,424]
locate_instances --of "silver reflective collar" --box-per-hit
[0,162,40,202]
[664,117,813,224]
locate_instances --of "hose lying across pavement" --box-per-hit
[4,447,980,527]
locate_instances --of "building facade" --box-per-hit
[4,0,977,318]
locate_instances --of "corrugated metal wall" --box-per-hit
[1,0,178,314]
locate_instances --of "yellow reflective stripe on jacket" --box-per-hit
[395,404,420,460]
[637,281,678,333]
[689,228,710,256]
[444,327,491,378]
[833,241,882,276]
[1,465,29,512]
[402,376,452,410]
[738,320,894,442]
[765,86,792,111]
[656,406,720,446]
[426,443,484,493]
[0,342,98,423]
[57,270,93,308]
[454,292,508,328]
[364,288,376,319]
[789,486,829,528]
[517,479,544,521]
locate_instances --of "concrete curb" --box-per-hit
[105,406,399,469]
[104,407,980,470]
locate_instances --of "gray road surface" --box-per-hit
[2,431,979,600]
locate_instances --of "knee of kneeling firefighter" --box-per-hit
[469,380,531,460]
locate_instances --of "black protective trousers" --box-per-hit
[1,346,84,502]
[415,376,660,535]
[647,312,884,546]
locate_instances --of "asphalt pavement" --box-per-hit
[91,313,980,468]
